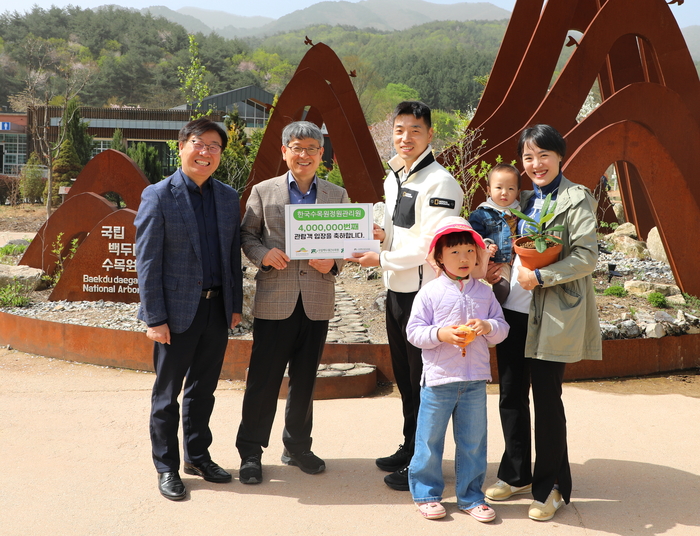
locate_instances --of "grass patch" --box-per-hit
[603,285,628,298]
[647,292,668,308]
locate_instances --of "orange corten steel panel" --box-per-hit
[20,192,116,276]
[65,149,150,210]
[564,121,700,297]
[243,43,385,209]
[50,209,139,303]
[444,0,700,297]
[2,312,699,383]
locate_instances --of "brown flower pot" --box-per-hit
[513,236,563,270]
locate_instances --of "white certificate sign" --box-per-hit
[285,203,373,259]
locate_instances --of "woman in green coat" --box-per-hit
[484,124,602,521]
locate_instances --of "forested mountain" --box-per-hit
[0,5,506,115]
[143,0,509,38]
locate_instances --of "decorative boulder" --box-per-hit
[0,264,45,291]
[646,227,669,265]
[613,222,638,238]
[609,234,646,259]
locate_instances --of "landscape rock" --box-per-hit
[646,227,669,265]
[624,280,681,297]
[612,203,625,224]
[644,323,666,338]
[608,234,646,259]
[654,311,676,323]
[666,294,686,306]
[0,264,45,291]
[599,322,621,340]
[372,290,387,312]
[613,222,638,238]
[617,319,641,338]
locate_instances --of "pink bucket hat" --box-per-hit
[427,216,488,279]
[428,216,486,256]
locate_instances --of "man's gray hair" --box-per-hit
[282,121,324,147]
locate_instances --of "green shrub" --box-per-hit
[0,279,31,307]
[647,292,667,308]
[0,243,28,257]
[682,293,700,311]
[603,285,627,298]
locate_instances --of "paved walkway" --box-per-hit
[1,349,699,536]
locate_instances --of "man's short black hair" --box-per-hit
[392,101,432,129]
[178,117,228,150]
[517,124,566,161]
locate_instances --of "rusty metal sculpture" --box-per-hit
[49,209,140,303]
[20,151,149,299]
[440,0,700,297]
[243,42,385,207]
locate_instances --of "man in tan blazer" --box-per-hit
[236,121,349,484]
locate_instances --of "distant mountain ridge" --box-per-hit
[681,26,700,62]
[143,0,510,38]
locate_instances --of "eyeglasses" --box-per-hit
[189,140,222,154]
[286,145,321,156]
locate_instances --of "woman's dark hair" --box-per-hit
[434,231,476,266]
[392,101,432,128]
[517,124,566,161]
[178,117,228,150]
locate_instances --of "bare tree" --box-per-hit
[9,35,95,218]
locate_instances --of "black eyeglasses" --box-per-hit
[286,145,321,156]
[189,140,222,154]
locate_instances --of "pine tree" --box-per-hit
[47,138,81,205]
[62,98,94,166]
[127,142,162,184]
[110,128,127,153]
[213,107,249,192]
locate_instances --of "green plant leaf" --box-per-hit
[539,212,555,224]
[535,236,547,253]
[510,209,535,223]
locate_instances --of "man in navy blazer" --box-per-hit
[135,117,243,501]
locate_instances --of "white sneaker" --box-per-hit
[484,479,533,501]
[528,489,564,521]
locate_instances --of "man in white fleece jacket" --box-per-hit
[349,101,463,491]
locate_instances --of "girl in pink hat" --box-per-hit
[405,216,509,522]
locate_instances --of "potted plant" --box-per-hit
[510,193,564,270]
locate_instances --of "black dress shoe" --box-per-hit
[239,455,263,484]
[376,444,410,472]
[384,464,410,491]
[281,449,326,475]
[158,471,186,500]
[183,460,232,483]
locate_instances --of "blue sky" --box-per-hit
[0,0,698,28]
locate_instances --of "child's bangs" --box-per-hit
[437,231,476,251]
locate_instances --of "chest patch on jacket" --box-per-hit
[393,187,419,228]
[429,197,456,209]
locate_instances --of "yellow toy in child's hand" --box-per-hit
[456,325,477,347]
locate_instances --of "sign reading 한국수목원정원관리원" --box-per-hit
[49,210,141,303]
[284,203,374,260]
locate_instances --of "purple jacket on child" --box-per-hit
[406,274,509,387]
